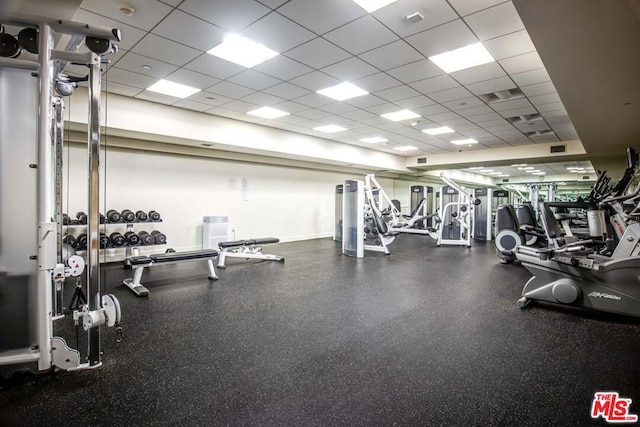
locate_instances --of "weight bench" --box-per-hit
[217,237,284,268]
[123,249,219,297]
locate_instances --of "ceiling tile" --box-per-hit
[448,0,507,17]
[179,0,270,32]
[78,0,173,31]
[207,81,255,98]
[499,51,545,75]
[102,81,143,97]
[321,57,379,81]
[317,102,358,114]
[395,95,437,109]
[386,60,444,84]
[511,68,550,87]
[184,54,246,79]
[324,15,398,55]
[135,90,179,105]
[536,102,565,113]
[410,74,460,94]
[73,9,146,51]
[263,82,311,99]
[132,34,201,66]
[205,107,244,118]
[520,81,557,97]
[289,71,340,91]
[240,11,315,52]
[292,93,334,108]
[341,109,376,120]
[406,19,478,58]
[466,76,515,95]
[173,99,211,112]
[152,10,226,52]
[164,68,220,90]
[529,93,562,106]
[429,111,462,122]
[359,40,423,71]
[285,37,351,69]
[115,52,177,79]
[442,96,486,111]
[352,73,402,93]
[449,62,507,85]
[464,2,524,41]
[223,99,260,113]
[253,56,313,80]
[187,91,233,107]
[374,85,422,102]
[413,104,449,116]
[256,0,289,8]
[227,70,281,91]
[344,94,387,109]
[428,87,473,103]
[277,0,366,35]
[372,0,459,37]
[106,68,158,89]
[470,112,505,123]
[268,101,308,115]
[483,30,535,61]
[241,92,285,106]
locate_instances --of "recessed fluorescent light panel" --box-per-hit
[489,172,502,175]
[247,107,289,119]
[478,169,493,173]
[428,42,495,73]
[497,174,510,177]
[394,145,418,151]
[360,136,388,143]
[531,172,546,175]
[423,126,454,135]
[468,167,484,170]
[313,124,347,133]
[450,138,478,145]
[317,82,368,101]
[352,0,399,13]
[380,109,420,122]
[522,166,535,170]
[207,34,278,68]
[147,79,200,98]
[511,164,527,167]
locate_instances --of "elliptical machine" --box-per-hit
[516,148,640,317]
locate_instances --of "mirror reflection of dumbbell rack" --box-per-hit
[61,210,166,269]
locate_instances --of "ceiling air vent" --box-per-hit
[417,157,426,164]
[550,144,566,153]
[478,88,524,104]
[525,130,555,137]
[507,113,543,125]
[582,175,590,180]
[502,179,509,183]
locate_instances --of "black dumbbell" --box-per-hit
[121,209,135,223]
[99,233,110,249]
[76,211,87,224]
[110,232,126,247]
[63,235,77,249]
[62,213,70,225]
[165,248,176,253]
[77,233,87,250]
[124,231,140,246]
[135,210,148,222]
[100,213,106,224]
[106,209,122,223]
[150,230,167,244]
[137,231,155,245]
[148,210,161,221]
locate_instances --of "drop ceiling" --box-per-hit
[52,0,579,158]
[4,0,637,180]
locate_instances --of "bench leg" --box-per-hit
[207,259,218,280]
[216,251,227,269]
[123,266,150,297]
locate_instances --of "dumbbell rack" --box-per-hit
[63,220,166,269]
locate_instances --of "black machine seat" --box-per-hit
[129,256,152,266]
[539,202,563,241]
[516,203,538,228]
[149,249,217,263]
[495,204,518,232]
[218,238,279,249]
[402,197,426,219]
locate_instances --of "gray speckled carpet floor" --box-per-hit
[1,235,639,426]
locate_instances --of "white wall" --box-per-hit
[63,143,394,261]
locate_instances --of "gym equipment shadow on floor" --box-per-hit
[1,235,639,426]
